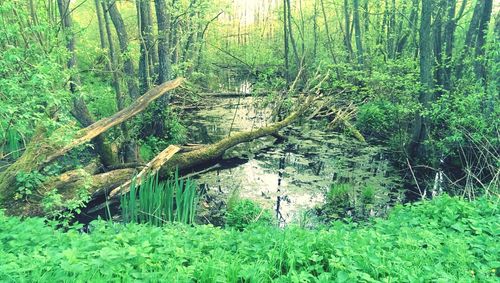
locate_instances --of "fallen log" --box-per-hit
[64,95,316,202]
[108,145,181,198]
[199,92,270,98]
[158,96,314,176]
[44,78,184,165]
[0,78,184,214]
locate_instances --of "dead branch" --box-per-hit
[44,78,184,164]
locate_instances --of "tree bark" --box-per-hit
[473,0,493,85]
[455,0,483,79]
[57,0,116,168]
[137,0,151,94]
[442,0,457,92]
[409,0,433,159]
[102,0,134,162]
[343,0,354,61]
[95,0,107,49]
[433,0,445,95]
[0,78,184,214]
[107,0,140,99]
[155,0,171,84]
[353,0,364,65]
[320,0,340,77]
[283,0,290,86]
[137,0,156,93]
[285,0,300,69]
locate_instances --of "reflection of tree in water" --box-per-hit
[187,97,403,224]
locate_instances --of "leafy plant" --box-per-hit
[225,199,274,230]
[322,183,352,220]
[14,171,46,201]
[121,172,198,225]
[0,196,498,281]
[42,188,90,227]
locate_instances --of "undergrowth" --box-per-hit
[0,195,498,282]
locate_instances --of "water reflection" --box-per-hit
[185,96,402,224]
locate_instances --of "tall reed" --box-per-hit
[121,171,198,225]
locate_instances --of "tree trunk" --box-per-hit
[102,0,134,163]
[343,0,354,61]
[473,0,493,85]
[155,0,171,84]
[442,0,457,92]
[57,0,116,168]
[141,0,172,138]
[409,0,433,159]
[107,0,140,100]
[433,0,445,96]
[455,0,483,80]
[95,0,107,49]
[283,0,290,86]
[353,0,364,65]
[320,0,340,78]
[312,0,319,59]
[285,0,300,69]
[137,0,152,94]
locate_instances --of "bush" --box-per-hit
[356,99,412,144]
[225,199,274,230]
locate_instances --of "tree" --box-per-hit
[57,0,116,167]
[155,0,171,84]
[353,0,364,65]
[409,0,433,159]
[95,0,107,50]
[473,0,493,85]
[137,0,157,93]
[106,0,140,99]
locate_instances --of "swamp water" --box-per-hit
[184,96,403,225]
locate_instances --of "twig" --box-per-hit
[406,158,424,200]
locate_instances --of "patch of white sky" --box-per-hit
[220,0,280,26]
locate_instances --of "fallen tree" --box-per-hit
[0,75,327,217]
[0,78,184,215]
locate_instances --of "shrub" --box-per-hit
[225,199,274,230]
[356,99,412,142]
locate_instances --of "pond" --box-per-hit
[184,95,404,225]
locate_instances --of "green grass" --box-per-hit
[0,195,498,282]
[121,172,198,225]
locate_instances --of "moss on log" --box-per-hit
[159,96,314,176]
[0,78,183,215]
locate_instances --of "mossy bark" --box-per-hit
[0,79,183,215]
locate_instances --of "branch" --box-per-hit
[44,78,184,164]
[108,145,181,198]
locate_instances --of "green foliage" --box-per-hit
[0,196,498,281]
[14,171,46,201]
[14,164,65,201]
[0,1,73,154]
[42,188,91,227]
[225,199,274,230]
[1,128,21,160]
[428,90,499,158]
[357,100,401,139]
[121,172,198,226]
[321,183,387,221]
[138,109,187,160]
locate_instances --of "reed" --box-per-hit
[121,171,197,225]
